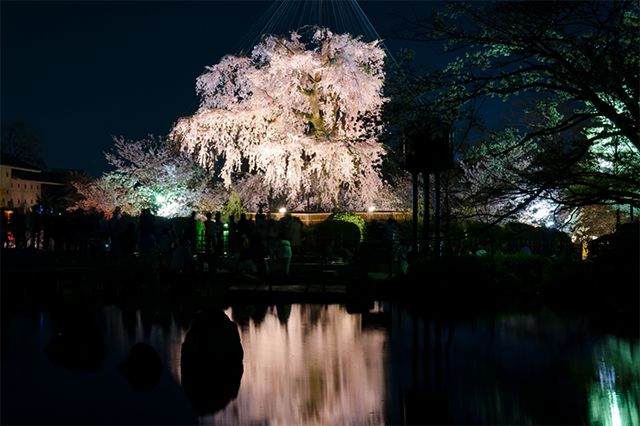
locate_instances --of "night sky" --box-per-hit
[1,1,443,176]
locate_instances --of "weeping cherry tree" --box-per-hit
[171,28,387,210]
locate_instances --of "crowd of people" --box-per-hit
[174,208,304,277]
[0,205,306,278]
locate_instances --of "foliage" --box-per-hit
[568,204,622,242]
[327,211,365,241]
[397,1,639,224]
[441,219,575,258]
[221,191,244,222]
[584,222,639,316]
[457,126,638,230]
[414,1,639,148]
[71,174,121,218]
[588,222,639,265]
[1,122,46,168]
[314,219,361,252]
[40,170,90,213]
[72,136,224,217]
[373,172,414,211]
[171,28,388,211]
[456,128,548,223]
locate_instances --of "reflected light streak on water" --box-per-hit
[588,337,640,426]
[7,300,640,425]
[204,305,386,425]
[101,306,188,386]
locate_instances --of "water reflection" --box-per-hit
[3,300,639,425]
[385,310,640,425]
[204,304,386,425]
[589,337,640,426]
[3,305,197,425]
[118,342,163,392]
[44,307,108,371]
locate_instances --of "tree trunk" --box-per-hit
[434,171,441,259]
[423,172,430,256]
[412,171,418,254]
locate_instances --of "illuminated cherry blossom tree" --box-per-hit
[71,175,121,218]
[398,1,639,228]
[73,136,225,217]
[171,28,387,211]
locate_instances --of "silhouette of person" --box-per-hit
[108,207,124,256]
[227,215,237,255]
[250,232,270,276]
[237,233,257,274]
[204,212,215,254]
[237,213,253,240]
[275,232,292,276]
[213,212,224,255]
[121,222,137,256]
[285,213,303,253]
[170,237,193,274]
[139,208,156,254]
[520,244,532,255]
[255,205,266,225]
[185,211,198,254]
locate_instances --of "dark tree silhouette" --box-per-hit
[392,1,639,223]
[1,122,45,168]
[396,1,638,149]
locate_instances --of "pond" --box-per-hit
[2,301,638,425]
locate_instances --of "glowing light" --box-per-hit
[582,241,589,260]
[206,305,386,425]
[278,207,287,214]
[155,194,166,204]
[223,228,229,255]
[588,338,640,426]
[367,206,375,213]
[156,201,183,218]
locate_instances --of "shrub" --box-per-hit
[314,219,361,253]
[222,191,244,222]
[327,211,365,242]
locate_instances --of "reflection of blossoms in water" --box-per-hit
[200,305,385,425]
[588,337,640,426]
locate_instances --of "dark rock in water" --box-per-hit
[181,309,244,416]
[118,342,163,392]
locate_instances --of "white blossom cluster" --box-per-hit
[172,28,388,210]
[74,136,224,217]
